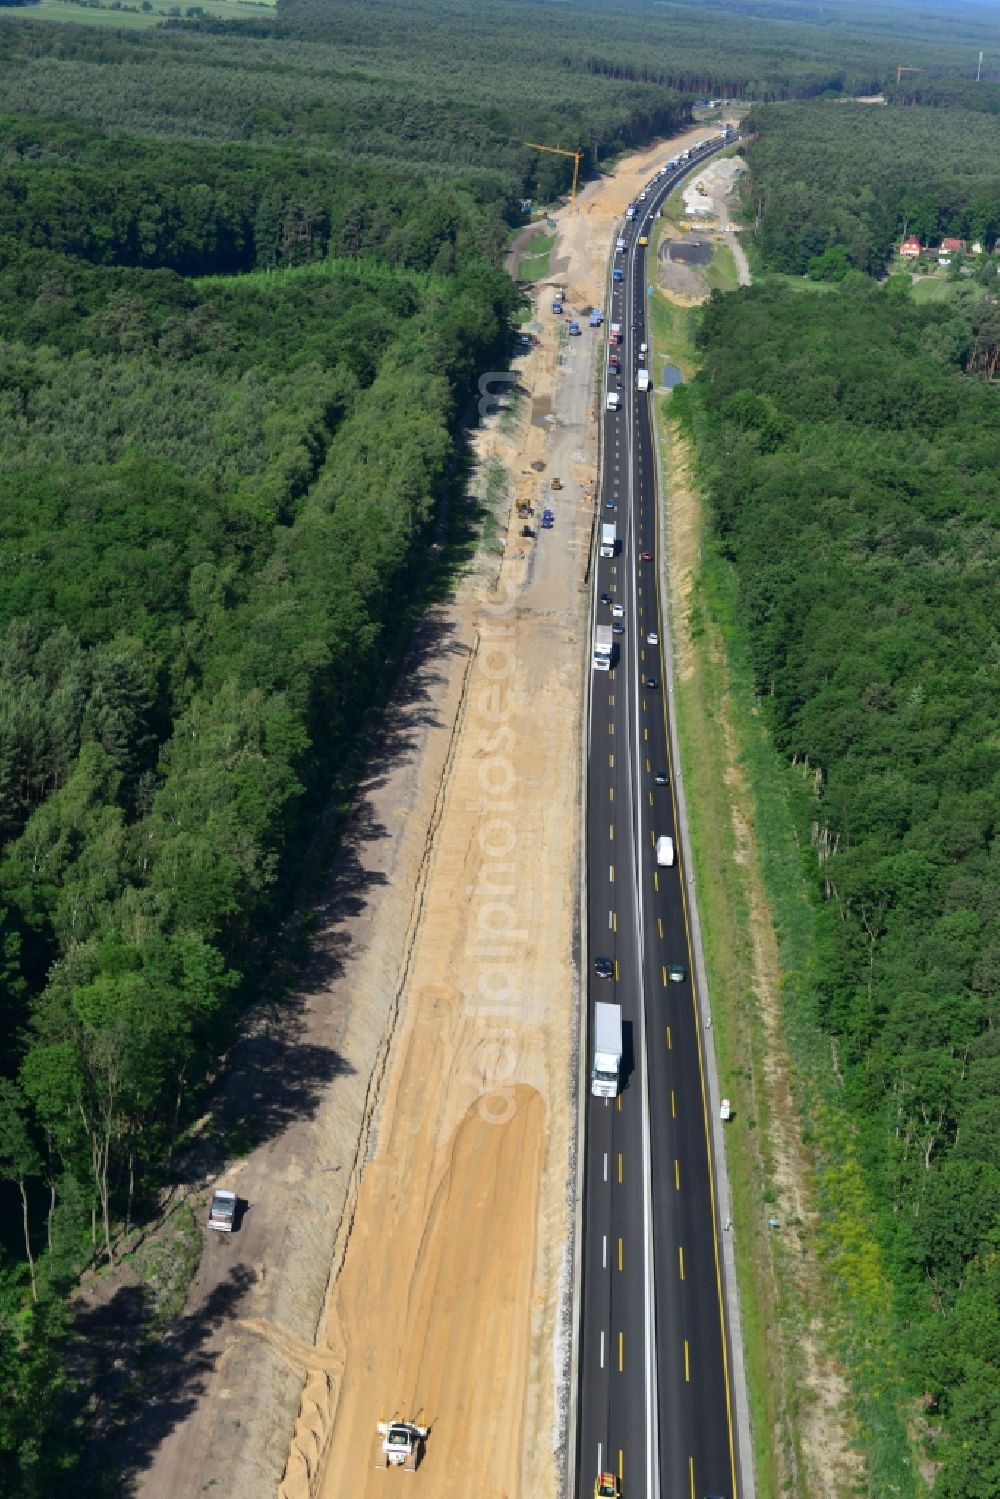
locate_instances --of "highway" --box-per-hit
[576,134,739,1499]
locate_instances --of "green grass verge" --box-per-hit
[517,231,556,282]
[705,240,739,295]
[650,277,922,1496]
[648,290,697,380]
[23,0,273,24]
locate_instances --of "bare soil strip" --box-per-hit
[137,126,722,1499]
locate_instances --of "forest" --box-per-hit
[1,0,1000,1488]
[683,277,1000,1499]
[743,100,1000,274]
[0,18,531,1478]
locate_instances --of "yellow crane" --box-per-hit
[524,141,584,200]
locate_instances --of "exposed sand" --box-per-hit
[134,124,727,1499]
[275,121,729,1499]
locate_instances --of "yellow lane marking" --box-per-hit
[654,871,659,891]
[671,1089,677,1118]
[610,823,615,841]
[610,864,615,883]
[675,1159,681,1190]
[684,1339,690,1381]
[658,917,664,939]
[661,965,668,987]
[618,1332,624,1373]
[618,1237,623,1272]
[617,1152,623,1183]
[689,1457,695,1499]
[679,1244,685,1280]
[667,1025,672,1049]
[616,1092,622,1112]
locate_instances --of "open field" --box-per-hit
[19,0,273,25]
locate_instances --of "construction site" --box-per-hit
[135,125,724,1499]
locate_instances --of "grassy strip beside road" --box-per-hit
[518,231,556,281]
[649,275,915,1494]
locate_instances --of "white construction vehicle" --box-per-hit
[374,1414,429,1472]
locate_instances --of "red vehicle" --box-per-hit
[609,354,621,373]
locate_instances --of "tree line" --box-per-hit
[742,100,1000,273]
[0,99,517,1489]
[683,276,1000,1499]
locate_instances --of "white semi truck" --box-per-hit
[600,522,617,558]
[592,1001,623,1098]
[593,624,613,671]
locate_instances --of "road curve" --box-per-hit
[575,133,741,1499]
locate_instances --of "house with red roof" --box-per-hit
[899,236,923,258]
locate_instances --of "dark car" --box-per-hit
[643,675,658,689]
[668,963,687,983]
[640,551,653,562]
[594,956,614,980]
[600,591,613,606]
[654,769,670,786]
[612,624,625,635]
[605,498,616,509]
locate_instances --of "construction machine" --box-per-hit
[516,497,532,517]
[595,1474,621,1498]
[374,1415,429,1472]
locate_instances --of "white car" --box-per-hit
[611,603,625,619]
[208,1189,238,1232]
[647,630,659,645]
[720,1098,733,1122]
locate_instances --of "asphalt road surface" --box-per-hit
[575,136,741,1499]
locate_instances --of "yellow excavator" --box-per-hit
[595,1474,621,1498]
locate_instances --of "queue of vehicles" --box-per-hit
[587,127,738,1119]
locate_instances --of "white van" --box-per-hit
[656,835,675,867]
[606,392,621,411]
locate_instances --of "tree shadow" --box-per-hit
[73,1265,258,1494]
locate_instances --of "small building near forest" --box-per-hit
[899,236,923,259]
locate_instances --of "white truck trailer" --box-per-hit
[636,368,651,393]
[600,522,617,558]
[593,624,613,671]
[592,1001,623,1098]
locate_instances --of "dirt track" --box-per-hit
[136,123,722,1499]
